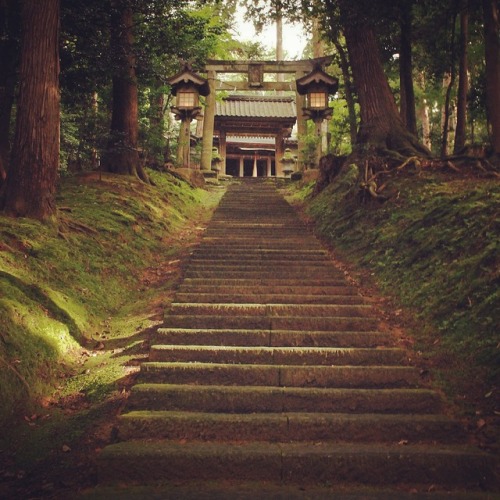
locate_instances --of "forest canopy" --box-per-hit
[0,0,498,219]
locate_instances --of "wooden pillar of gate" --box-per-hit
[219,131,227,175]
[275,131,284,177]
[296,71,307,171]
[201,70,216,171]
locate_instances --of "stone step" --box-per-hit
[183,269,345,279]
[148,346,408,366]
[139,362,419,388]
[176,284,359,295]
[174,293,365,305]
[97,180,498,493]
[127,384,442,414]
[98,441,495,489]
[165,303,374,318]
[197,239,323,250]
[116,411,466,444]
[161,315,378,331]
[154,328,392,348]
[188,253,329,262]
[181,278,351,287]
[185,262,338,271]
[191,246,328,254]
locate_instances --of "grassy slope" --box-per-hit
[0,170,221,424]
[289,166,499,417]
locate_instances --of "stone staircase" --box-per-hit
[97,179,496,496]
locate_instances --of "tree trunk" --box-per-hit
[0,0,20,187]
[454,0,468,153]
[333,38,358,146]
[482,0,500,154]
[399,1,418,136]
[441,72,454,157]
[101,1,148,181]
[337,0,429,157]
[1,0,60,221]
[416,72,432,150]
[146,84,166,168]
[441,4,458,157]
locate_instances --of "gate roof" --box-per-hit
[214,95,296,137]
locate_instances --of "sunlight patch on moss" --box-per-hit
[0,169,223,423]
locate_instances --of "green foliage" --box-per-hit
[299,125,321,169]
[0,170,217,423]
[328,99,357,155]
[301,169,499,401]
[59,0,237,174]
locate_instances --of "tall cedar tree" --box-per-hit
[454,0,468,153]
[482,0,500,154]
[0,0,20,186]
[1,0,60,220]
[101,0,148,181]
[334,0,429,157]
[399,0,418,136]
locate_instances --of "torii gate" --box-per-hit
[200,57,333,172]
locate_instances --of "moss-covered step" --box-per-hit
[153,328,392,348]
[161,315,378,331]
[116,411,466,444]
[166,303,374,318]
[148,345,409,366]
[176,284,359,296]
[127,384,442,414]
[174,293,365,305]
[180,277,351,287]
[138,362,419,389]
[182,269,347,279]
[97,441,495,489]
[184,261,339,271]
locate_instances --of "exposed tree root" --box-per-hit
[58,215,100,237]
[315,146,500,201]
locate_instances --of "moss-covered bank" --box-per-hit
[289,167,499,415]
[0,170,222,424]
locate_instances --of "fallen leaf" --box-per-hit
[62,444,71,452]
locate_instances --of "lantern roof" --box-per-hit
[295,64,339,96]
[167,64,210,96]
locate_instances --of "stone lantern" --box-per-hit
[281,148,296,178]
[296,64,338,166]
[168,64,210,168]
[211,147,223,173]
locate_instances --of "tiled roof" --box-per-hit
[227,136,275,145]
[216,95,296,119]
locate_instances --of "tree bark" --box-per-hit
[399,1,418,136]
[482,0,500,154]
[0,0,20,187]
[337,0,429,157]
[441,5,458,157]
[441,71,454,157]
[101,0,148,181]
[333,38,357,146]
[1,0,60,221]
[454,0,468,153]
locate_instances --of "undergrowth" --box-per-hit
[292,166,499,414]
[0,170,219,424]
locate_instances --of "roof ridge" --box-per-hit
[225,94,294,102]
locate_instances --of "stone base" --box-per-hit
[301,169,320,185]
[174,168,206,188]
